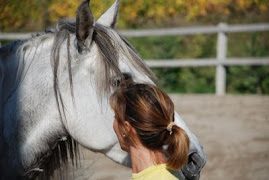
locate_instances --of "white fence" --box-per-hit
[1,23,269,95]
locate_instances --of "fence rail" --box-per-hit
[1,23,269,95]
[145,58,269,67]
[121,23,269,37]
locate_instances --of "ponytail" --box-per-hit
[110,82,190,169]
[166,125,190,170]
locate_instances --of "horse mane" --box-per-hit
[49,18,156,131]
[49,18,156,96]
[3,18,156,179]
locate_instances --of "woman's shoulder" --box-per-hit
[132,164,180,180]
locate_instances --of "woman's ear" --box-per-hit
[124,121,132,135]
[124,121,140,146]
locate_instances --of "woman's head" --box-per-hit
[110,80,190,169]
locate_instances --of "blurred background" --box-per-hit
[1,0,269,94]
[1,0,269,180]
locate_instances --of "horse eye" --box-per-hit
[122,73,132,81]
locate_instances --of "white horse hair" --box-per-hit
[0,0,206,179]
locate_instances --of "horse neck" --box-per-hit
[0,42,23,160]
[0,42,22,104]
[0,37,68,175]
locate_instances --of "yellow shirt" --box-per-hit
[132,164,179,180]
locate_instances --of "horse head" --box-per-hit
[0,0,206,179]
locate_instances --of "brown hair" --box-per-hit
[110,80,190,170]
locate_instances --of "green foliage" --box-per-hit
[128,35,217,93]
[1,0,269,31]
[226,32,269,94]
[228,32,269,57]
[128,31,269,94]
[128,35,216,59]
[1,0,268,94]
[0,0,42,31]
[152,67,215,93]
[227,66,269,94]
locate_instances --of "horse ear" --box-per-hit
[76,0,95,54]
[97,0,120,28]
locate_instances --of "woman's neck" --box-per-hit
[129,144,166,173]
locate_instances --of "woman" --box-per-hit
[110,80,190,180]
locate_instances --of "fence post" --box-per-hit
[216,23,227,95]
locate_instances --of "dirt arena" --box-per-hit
[72,95,269,180]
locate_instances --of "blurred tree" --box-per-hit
[0,0,268,94]
[48,0,111,22]
[1,0,268,31]
[0,0,42,31]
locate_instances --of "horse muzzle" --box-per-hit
[181,152,206,180]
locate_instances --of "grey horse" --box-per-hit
[0,0,206,179]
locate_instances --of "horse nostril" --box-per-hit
[182,152,206,180]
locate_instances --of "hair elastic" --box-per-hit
[167,122,177,135]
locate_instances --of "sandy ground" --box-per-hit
[70,95,269,180]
